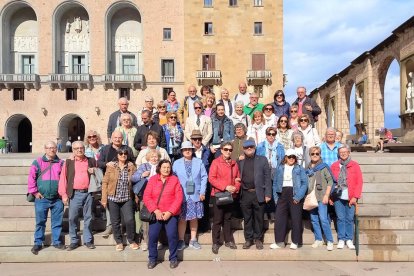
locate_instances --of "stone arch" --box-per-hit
[343,79,355,134]
[58,114,85,152]
[378,55,399,110]
[0,1,38,74]
[105,1,143,74]
[4,114,32,152]
[52,1,90,74]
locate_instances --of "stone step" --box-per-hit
[1,229,413,247]
[359,204,414,217]
[0,175,27,185]
[0,167,29,176]
[361,164,414,173]
[359,193,414,204]
[363,183,414,193]
[362,173,414,183]
[0,244,413,262]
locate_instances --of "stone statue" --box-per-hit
[74,17,82,33]
[65,20,70,33]
[406,72,414,113]
[356,95,363,123]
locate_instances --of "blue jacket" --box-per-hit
[162,124,184,154]
[273,164,308,203]
[271,101,290,118]
[256,141,285,168]
[172,157,208,202]
[211,116,234,145]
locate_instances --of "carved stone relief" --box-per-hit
[12,36,38,52]
[113,36,142,52]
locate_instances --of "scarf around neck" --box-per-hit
[338,156,351,189]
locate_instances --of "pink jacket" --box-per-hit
[331,160,363,200]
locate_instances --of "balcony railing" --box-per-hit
[102,74,145,90]
[48,74,92,90]
[246,70,272,84]
[161,76,174,83]
[196,70,221,85]
[0,74,40,90]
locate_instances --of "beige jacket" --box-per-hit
[101,162,137,205]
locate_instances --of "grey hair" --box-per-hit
[325,127,336,135]
[234,123,247,133]
[338,143,351,152]
[72,141,85,148]
[234,100,244,107]
[193,100,204,110]
[220,141,233,149]
[44,141,57,148]
[141,109,152,117]
[120,113,132,121]
[291,131,304,142]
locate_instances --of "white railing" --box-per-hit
[0,74,38,82]
[161,76,174,82]
[103,74,144,82]
[247,70,272,79]
[196,70,221,79]
[49,74,91,82]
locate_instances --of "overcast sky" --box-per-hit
[283,0,414,131]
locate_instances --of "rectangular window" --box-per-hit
[202,54,216,70]
[22,55,35,74]
[72,55,86,74]
[13,88,24,101]
[163,87,173,100]
[254,22,263,35]
[204,0,213,7]
[122,55,136,74]
[66,88,77,101]
[229,0,237,6]
[163,28,172,40]
[204,22,213,35]
[119,88,130,100]
[254,0,263,6]
[252,54,265,70]
[161,59,174,82]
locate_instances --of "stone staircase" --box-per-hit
[0,153,413,262]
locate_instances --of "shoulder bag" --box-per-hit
[215,164,234,206]
[303,178,318,211]
[140,179,167,222]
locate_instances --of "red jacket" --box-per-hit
[331,160,363,200]
[143,174,183,216]
[209,156,241,197]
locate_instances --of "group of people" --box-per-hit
[27,83,363,269]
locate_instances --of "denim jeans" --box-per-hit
[34,198,64,246]
[334,199,355,241]
[68,191,93,244]
[148,216,178,262]
[310,201,333,243]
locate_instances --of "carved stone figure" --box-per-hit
[66,20,70,33]
[406,72,414,113]
[74,17,82,33]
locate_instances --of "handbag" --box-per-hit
[330,184,342,202]
[140,179,167,222]
[215,164,234,206]
[303,179,318,211]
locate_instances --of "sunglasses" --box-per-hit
[118,151,128,156]
[299,119,308,122]
[191,138,202,141]
[158,106,166,108]
[310,152,320,156]
[287,155,296,159]
[194,107,202,110]
[290,110,297,113]
[276,94,283,97]
[279,120,288,123]
[182,148,193,151]
[87,135,97,139]
[243,146,255,149]
[222,148,233,152]
[267,133,276,137]
[264,108,273,111]
[169,116,177,119]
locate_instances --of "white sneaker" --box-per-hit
[327,242,334,251]
[346,240,355,250]
[289,243,298,250]
[141,242,148,251]
[311,240,323,248]
[337,240,345,249]
[270,243,282,249]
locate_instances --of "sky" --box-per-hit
[283,0,414,133]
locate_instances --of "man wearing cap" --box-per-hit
[190,130,211,170]
[178,85,202,125]
[107,97,138,143]
[137,95,158,126]
[237,139,272,250]
[184,100,212,147]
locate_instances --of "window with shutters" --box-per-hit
[22,55,35,74]
[161,59,174,82]
[163,28,172,40]
[252,54,265,70]
[202,54,216,70]
[229,0,238,6]
[204,22,213,35]
[254,22,263,35]
[72,55,86,74]
[254,0,263,6]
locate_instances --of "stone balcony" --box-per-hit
[0,74,40,90]
[48,74,92,90]
[161,75,174,83]
[102,74,145,90]
[246,70,272,85]
[196,70,221,85]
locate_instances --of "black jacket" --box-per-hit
[292,96,321,125]
[133,122,166,151]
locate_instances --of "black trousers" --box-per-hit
[240,190,265,241]
[274,187,303,245]
[108,199,136,244]
[211,197,234,244]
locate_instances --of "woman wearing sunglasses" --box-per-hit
[153,101,168,126]
[289,105,299,131]
[270,90,290,118]
[84,130,104,160]
[276,115,293,150]
[305,146,334,251]
[101,147,139,251]
[162,111,184,163]
[262,104,278,128]
[271,149,308,250]
[298,114,321,148]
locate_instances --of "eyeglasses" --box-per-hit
[276,94,283,97]
[145,100,153,103]
[299,119,308,122]
[290,110,297,113]
[118,152,128,156]
[194,107,202,110]
[46,147,57,150]
[189,90,197,93]
[267,133,276,137]
[310,152,320,156]
[169,116,177,119]
[158,106,166,109]
[287,155,296,159]
[87,135,97,139]
[264,108,273,111]
[169,94,176,97]
[182,148,192,151]
[222,148,233,152]
[191,138,202,141]
[73,147,84,151]
[243,146,255,149]
[279,120,288,123]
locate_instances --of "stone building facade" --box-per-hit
[0,0,284,152]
